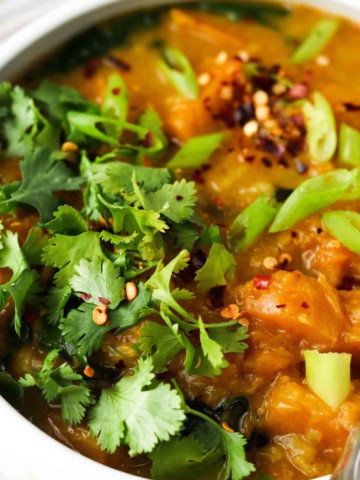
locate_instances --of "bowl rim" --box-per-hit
[0,0,359,479]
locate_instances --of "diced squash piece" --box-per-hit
[162,98,215,141]
[338,290,360,355]
[265,380,332,435]
[241,270,344,347]
[303,350,351,410]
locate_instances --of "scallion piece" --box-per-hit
[102,73,128,137]
[159,46,199,100]
[229,196,278,253]
[270,168,360,232]
[339,123,360,167]
[167,132,224,169]
[290,19,339,64]
[322,210,360,254]
[303,350,351,410]
[302,91,337,164]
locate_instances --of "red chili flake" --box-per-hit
[80,293,92,301]
[296,160,308,175]
[141,131,153,148]
[176,195,183,201]
[99,297,110,305]
[202,163,211,171]
[253,275,271,290]
[83,58,100,78]
[244,155,255,163]
[304,70,313,83]
[291,231,298,238]
[276,304,286,308]
[338,276,358,291]
[105,55,131,72]
[214,197,223,207]
[317,227,323,234]
[301,302,309,308]
[343,102,360,112]
[112,87,121,96]
[289,83,308,100]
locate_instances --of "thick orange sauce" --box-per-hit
[2,4,360,480]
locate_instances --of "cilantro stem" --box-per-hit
[185,406,221,431]
[201,320,239,329]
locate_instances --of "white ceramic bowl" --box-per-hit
[0,1,359,479]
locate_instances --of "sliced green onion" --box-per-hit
[139,108,169,149]
[102,73,128,137]
[229,196,278,253]
[322,210,360,254]
[159,46,199,100]
[302,91,337,164]
[67,112,163,151]
[290,19,339,64]
[303,350,351,410]
[167,132,224,169]
[339,123,360,167]
[270,168,360,232]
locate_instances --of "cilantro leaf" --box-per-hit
[198,318,227,375]
[136,321,183,373]
[22,227,48,266]
[19,349,93,425]
[195,243,236,291]
[42,205,88,235]
[88,357,185,455]
[42,231,105,287]
[141,179,197,223]
[2,86,36,157]
[222,430,255,480]
[3,269,39,335]
[70,258,124,308]
[0,371,23,408]
[93,161,171,196]
[6,147,83,221]
[33,80,99,131]
[172,222,199,250]
[45,285,72,325]
[0,230,28,281]
[151,434,222,480]
[80,153,109,222]
[60,283,151,355]
[209,326,248,354]
[199,224,221,247]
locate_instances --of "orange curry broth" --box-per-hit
[2,4,360,480]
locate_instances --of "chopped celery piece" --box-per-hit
[290,19,339,64]
[302,91,337,164]
[229,196,278,253]
[339,123,360,167]
[270,168,360,232]
[159,46,199,100]
[303,350,351,409]
[167,132,224,169]
[322,210,360,254]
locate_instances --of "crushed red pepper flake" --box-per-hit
[253,275,271,290]
[301,302,309,308]
[80,293,92,301]
[276,304,286,309]
[99,297,110,305]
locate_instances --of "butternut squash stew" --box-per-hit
[1,2,360,479]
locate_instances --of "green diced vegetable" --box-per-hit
[167,132,224,168]
[302,91,337,164]
[270,168,360,232]
[339,123,360,167]
[102,73,128,137]
[159,46,199,100]
[303,349,351,410]
[322,210,360,254]
[290,19,339,64]
[229,196,278,252]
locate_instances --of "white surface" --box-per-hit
[0,0,359,479]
